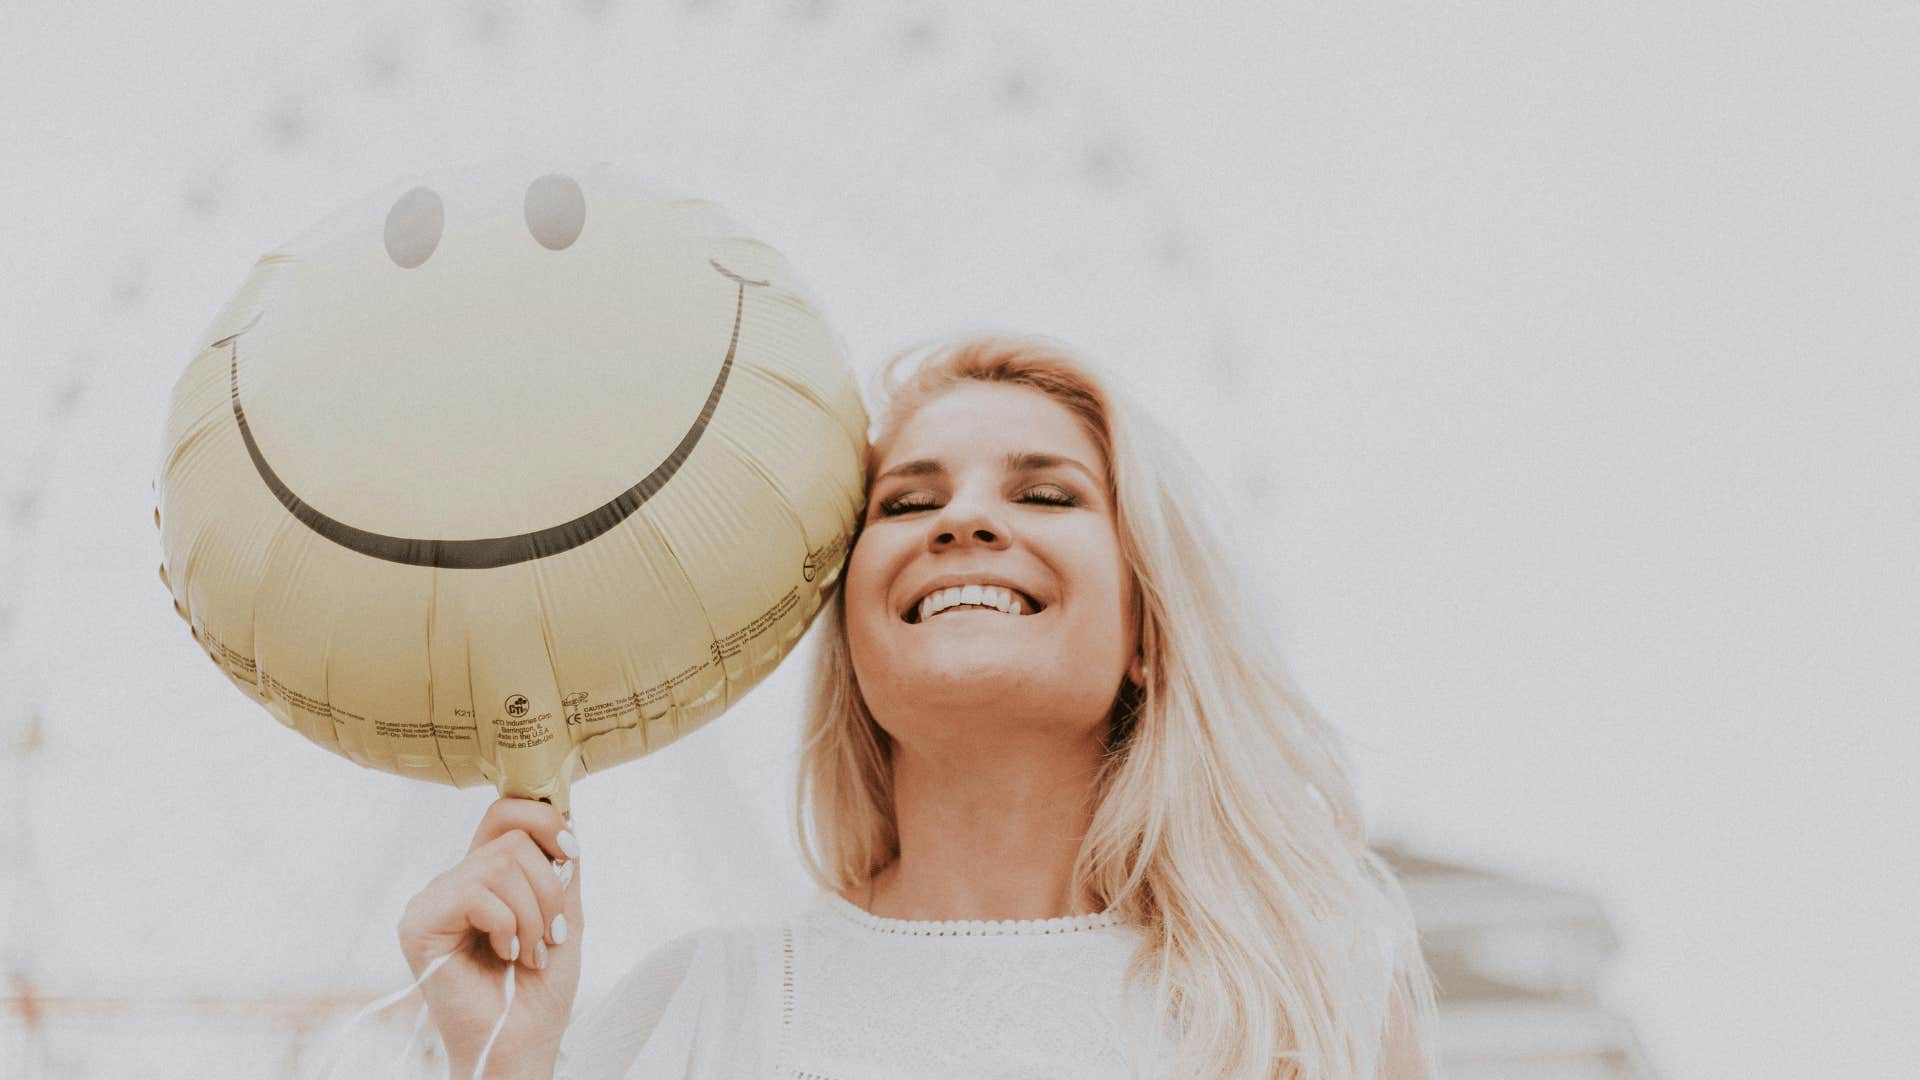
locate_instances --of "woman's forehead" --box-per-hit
[872,383,1105,475]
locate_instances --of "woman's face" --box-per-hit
[846,381,1139,742]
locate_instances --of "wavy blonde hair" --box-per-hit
[792,335,1438,1079]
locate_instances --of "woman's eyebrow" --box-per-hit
[874,458,945,483]
[873,452,1097,485]
[1004,451,1098,484]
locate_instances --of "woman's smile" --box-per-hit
[900,578,1047,623]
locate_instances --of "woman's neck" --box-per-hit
[859,731,1108,922]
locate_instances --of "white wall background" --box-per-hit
[2,3,1915,1077]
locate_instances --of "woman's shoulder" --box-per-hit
[605,892,845,1003]
[556,912,792,1080]
[620,893,819,966]
[607,913,780,995]
[568,885,911,1038]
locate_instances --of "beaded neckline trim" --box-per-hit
[819,889,1125,936]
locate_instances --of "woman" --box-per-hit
[399,336,1438,1079]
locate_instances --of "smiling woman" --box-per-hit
[546,336,1440,1080]
[844,379,1144,779]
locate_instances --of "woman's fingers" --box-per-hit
[468,796,575,861]
[390,798,579,975]
[395,801,586,1076]
[450,886,521,965]
[387,800,576,968]
[561,833,584,938]
[500,831,571,968]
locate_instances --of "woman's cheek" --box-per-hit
[843,538,895,659]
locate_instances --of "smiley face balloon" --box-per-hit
[153,162,866,812]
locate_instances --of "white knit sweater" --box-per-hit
[552,888,1192,1079]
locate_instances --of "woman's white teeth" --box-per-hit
[917,585,1029,622]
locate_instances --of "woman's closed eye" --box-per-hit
[875,484,1080,517]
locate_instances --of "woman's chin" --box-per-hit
[885,661,1114,728]
[896,653,1036,697]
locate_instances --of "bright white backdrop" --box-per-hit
[3,3,1916,1078]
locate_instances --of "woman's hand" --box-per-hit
[397,797,583,1076]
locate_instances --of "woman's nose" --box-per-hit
[927,497,1010,552]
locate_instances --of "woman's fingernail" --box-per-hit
[509,937,521,963]
[535,940,549,970]
[557,830,580,860]
[551,914,569,945]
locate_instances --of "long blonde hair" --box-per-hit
[792,335,1438,1079]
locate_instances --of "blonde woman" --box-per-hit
[399,336,1438,1078]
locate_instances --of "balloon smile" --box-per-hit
[219,257,767,569]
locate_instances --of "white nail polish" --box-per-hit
[551,914,568,945]
[553,859,576,888]
[509,937,520,962]
[557,830,579,860]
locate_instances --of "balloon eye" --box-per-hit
[525,173,586,251]
[384,186,444,269]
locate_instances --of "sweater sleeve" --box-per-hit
[553,929,708,1080]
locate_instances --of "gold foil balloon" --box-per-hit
[153,162,866,812]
